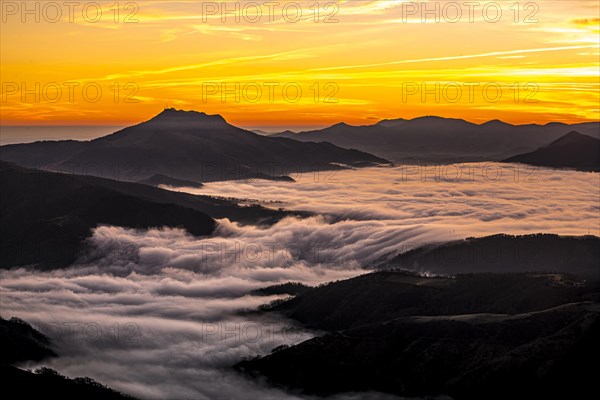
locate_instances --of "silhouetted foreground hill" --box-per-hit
[377,234,600,280]
[0,317,56,365]
[0,161,214,268]
[267,271,599,331]
[1,317,135,399]
[0,109,390,182]
[2,366,136,400]
[273,117,600,162]
[1,162,298,269]
[237,272,600,399]
[503,131,600,171]
[251,282,313,297]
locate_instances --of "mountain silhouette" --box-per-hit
[1,316,136,399]
[2,366,137,400]
[239,236,600,398]
[0,109,390,183]
[272,117,600,163]
[0,317,56,365]
[237,271,600,399]
[376,234,600,280]
[265,267,599,331]
[503,131,600,171]
[0,162,301,269]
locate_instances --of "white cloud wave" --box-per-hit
[1,163,598,399]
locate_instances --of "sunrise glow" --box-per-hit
[1,1,599,129]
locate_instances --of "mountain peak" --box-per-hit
[331,122,351,128]
[401,115,475,129]
[412,115,449,121]
[376,118,407,128]
[481,119,511,127]
[547,131,593,147]
[147,108,229,129]
[503,130,600,172]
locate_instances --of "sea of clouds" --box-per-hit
[1,163,598,399]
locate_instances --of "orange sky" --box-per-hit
[1,0,599,129]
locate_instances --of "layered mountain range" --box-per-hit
[0,109,390,183]
[272,117,600,163]
[238,268,600,399]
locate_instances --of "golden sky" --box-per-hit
[1,0,599,129]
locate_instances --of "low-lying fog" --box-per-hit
[190,163,599,238]
[1,163,598,399]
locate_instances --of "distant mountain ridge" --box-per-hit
[0,109,390,183]
[272,117,600,163]
[503,131,600,172]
